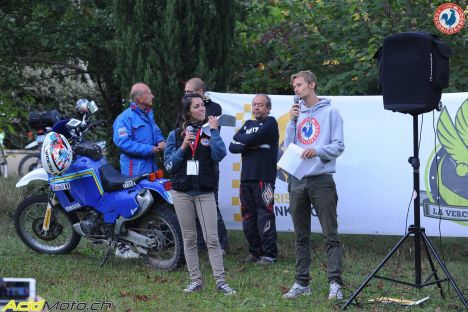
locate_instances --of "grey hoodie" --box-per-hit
[284,98,344,177]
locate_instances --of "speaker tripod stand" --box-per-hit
[342,114,467,310]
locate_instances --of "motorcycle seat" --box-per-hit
[99,164,140,193]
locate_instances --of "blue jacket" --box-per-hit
[113,103,165,176]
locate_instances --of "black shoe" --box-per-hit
[244,254,260,263]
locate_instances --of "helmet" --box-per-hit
[41,132,73,176]
[75,99,90,114]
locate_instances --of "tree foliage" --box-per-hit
[230,0,468,95]
[113,0,236,132]
[0,0,236,149]
[0,0,466,150]
[0,0,116,147]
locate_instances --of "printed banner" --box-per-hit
[207,91,468,237]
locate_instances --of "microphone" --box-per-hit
[293,95,301,121]
[186,125,195,143]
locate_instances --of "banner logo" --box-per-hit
[433,3,465,35]
[423,99,468,223]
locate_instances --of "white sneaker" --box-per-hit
[328,281,343,300]
[216,283,237,295]
[282,282,311,299]
[115,243,140,259]
[183,282,203,293]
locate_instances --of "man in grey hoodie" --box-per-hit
[282,71,345,301]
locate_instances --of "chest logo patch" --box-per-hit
[118,127,128,137]
[297,117,320,144]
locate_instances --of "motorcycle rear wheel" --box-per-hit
[14,194,81,254]
[130,202,184,270]
[18,153,41,176]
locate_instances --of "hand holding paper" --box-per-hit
[277,143,314,179]
[202,114,236,136]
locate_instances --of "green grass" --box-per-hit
[0,177,467,311]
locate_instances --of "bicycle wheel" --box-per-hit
[18,153,41,176]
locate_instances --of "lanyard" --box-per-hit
[189,129,202,159]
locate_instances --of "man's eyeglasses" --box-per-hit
[184,89,200,95]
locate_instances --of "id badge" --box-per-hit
[187,160,199,176]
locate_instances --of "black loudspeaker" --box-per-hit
[375,32,452,114]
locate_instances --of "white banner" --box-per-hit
[207,91,468,237]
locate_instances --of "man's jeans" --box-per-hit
[289,174,343,286]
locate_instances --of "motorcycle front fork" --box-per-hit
[42,194,58,233]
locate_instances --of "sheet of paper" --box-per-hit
[202,114,236,136]
[367,296,430,306]
[277,143,312,179]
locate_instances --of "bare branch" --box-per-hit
[17,57,90,74]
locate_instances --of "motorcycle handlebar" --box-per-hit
[81,120,105,135]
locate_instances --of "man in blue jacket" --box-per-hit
[113,82,166,177]
[112,83,166,258]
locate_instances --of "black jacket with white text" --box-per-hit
[229,116,279,183]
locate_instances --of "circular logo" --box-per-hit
[433,3,465,35]
[426,146,468,205]
[297,117,320,145]
[200,138,210,146]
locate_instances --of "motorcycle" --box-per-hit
[14,100,184,270]
[18,110,61,176]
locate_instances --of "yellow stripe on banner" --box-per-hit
[231,197,240,206]
[232,163,241,171]
[234,213,242,222]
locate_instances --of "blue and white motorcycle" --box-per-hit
[14,100,184,270]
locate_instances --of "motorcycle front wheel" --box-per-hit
[14,194,81,254]
[130,202,184,271]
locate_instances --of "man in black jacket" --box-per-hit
[229,94,279,264]
[183,78,229,254]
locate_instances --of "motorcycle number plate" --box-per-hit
[66,118,81,129]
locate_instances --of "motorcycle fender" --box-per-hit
[25,141,38,149]
[138,179,173,204]
[16,168,48,187]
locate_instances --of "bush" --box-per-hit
[0,177,45,217]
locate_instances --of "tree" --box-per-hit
[230,0,467,95]
[113,0,236,132]
[0,0,117,147]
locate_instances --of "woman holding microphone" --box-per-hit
[164,93,236,295]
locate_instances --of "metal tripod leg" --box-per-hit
[421,231,468,309]
[341,232,411,310]
[421,232,445,298]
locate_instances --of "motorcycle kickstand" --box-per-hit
[99,241,117,267]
